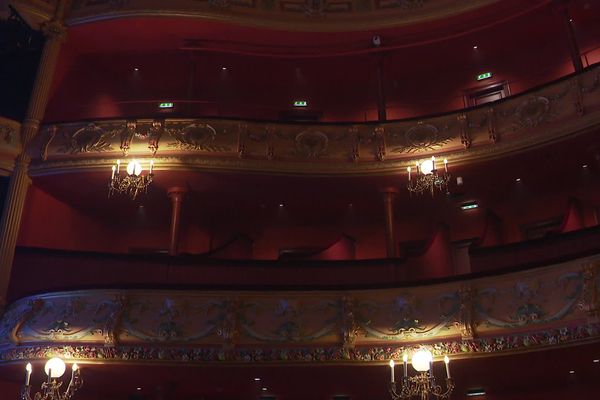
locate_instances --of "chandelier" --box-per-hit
[407,156,450,196]
[108,159,154,200]
[388,349,454,400]
[21,358,83,400]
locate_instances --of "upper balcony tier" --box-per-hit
[5,0,600,122]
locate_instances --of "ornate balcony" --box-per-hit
[26,65,600,177]
[1,254,598,366]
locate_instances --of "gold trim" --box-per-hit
[64,0,501,32]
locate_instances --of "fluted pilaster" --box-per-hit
[381,187,399,258]
[0,1,69,306]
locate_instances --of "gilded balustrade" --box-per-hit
[0,255,598,365]
[26,65,600,177]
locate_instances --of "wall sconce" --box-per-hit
[21,358,82,400]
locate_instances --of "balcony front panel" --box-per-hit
[31,66,600,176]
[1,254,598,365]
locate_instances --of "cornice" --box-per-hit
[67,0,500,32]
[10,0,553,34]
[30,66,600,177]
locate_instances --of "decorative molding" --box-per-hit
[0,323,598,364]
[29,66,600,176]
[1,255,599,363]
[57,0,502,32]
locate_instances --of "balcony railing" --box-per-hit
[1,252,598,365]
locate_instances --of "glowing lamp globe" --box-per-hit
[44,357,66,378]
[126,160,143,176]
[420,159,434,175]
[411,349,433,372]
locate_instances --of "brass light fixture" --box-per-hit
[108,159,154,200]
[389,349,454,400]
[407,156,451,197]
[21,358,82,400]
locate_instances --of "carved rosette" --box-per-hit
[515,96,551,128]
[389,121,451,153]
[62,123,115,154]
[294,130,328,158]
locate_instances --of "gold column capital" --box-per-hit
[40,19,68,41]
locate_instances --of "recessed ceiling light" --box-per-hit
[222,67,227,71]
[569,18,573,22]
[466,388,486,397]
[262,387,268,391]
[473,45,478,49]
[515,178,521,182]
[136,387,142,391]
[583,164,589,168]
[461,201,479,210]
[134,67,139,71]
[254,377,261,381]
[279,203,284,207]
[593,359,600,363]
[569,370,575,374]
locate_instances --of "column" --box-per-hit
[381,187,399,258]
[555,1,583,72]
[0,1,69,307]
[376,55,387,122]
[167,187,187,256]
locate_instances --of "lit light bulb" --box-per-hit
[25,363,32,386]
[420,159,434,175]
[126,160,143,176]
[44,357,66,378]
[411,349,433,372]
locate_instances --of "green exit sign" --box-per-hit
[159,102,174,109]
[477,72,492,81]
[293,100,308,107]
